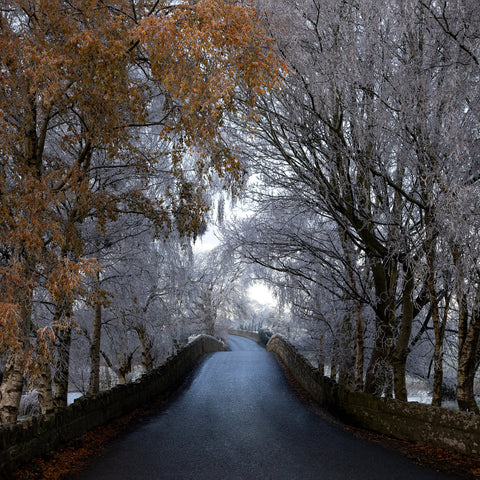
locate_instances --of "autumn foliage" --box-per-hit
[0,0,281,422]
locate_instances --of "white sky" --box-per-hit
[247,282,276,307]
[192,227,220,254]
[193,226,276,307]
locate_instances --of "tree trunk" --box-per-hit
[432,340,444,407]
[53,326,72,408]
[364,257,396,396]
[384,369,394,398]
[88,299,102,395]
[452,245,479,413]
[338,315,355,389]
[0,287,32,423]
[0,351,26,423]
[0,100,42,423]
[364,326,391,396]
[317,332,325,375]
[431,306,446,407]
[101,351,133,386]
[340,231,364,390]
[432,298,449,406]
[392,262,414,401]
[118,353,133,385]
[364,343,382,395]
[457,306,480,413]
[424,208,446,407]
[354,303,364,391]
[330,336,339,381]
[37,358,54,415]
[136,326,154,372]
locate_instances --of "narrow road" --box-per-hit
[74,335,456,479]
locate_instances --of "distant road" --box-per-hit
[74,335,456,479]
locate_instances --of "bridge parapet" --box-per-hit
[0,335,225,477]
[267,333,480,457]
[228,329,260,343]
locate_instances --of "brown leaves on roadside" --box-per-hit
[7,407,142,480]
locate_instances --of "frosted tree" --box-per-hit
[226,0,480,408]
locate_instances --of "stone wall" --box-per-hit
[267,334,480,456]
[0,335,225,477]
[228,329,260,343]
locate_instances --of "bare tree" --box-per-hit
[223,0,480,409]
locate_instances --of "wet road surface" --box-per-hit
[74,335,457,479]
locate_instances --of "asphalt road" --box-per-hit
[74,335,457,480]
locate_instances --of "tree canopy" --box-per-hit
[0,0,281,422]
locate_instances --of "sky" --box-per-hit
[192,227,220,253]
[193,226,276,307]
[247,282,276,307]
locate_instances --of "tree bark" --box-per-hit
[118,355,132,385]
[101,351,133,386]
[364,342,388,395]
[88,298,102,395]
[340,230,364,390]
[354,303,364,391]
[452,245,480,413]
[338,315,355,389]
[37,358,54,415]
[52,326,72,408]
[364,257,396,396]
[0,351,26,423]
[330,336,339,381]
[431,309,446,407]
[0,286,33,423]
[424,205,447,407]
[136,325,154,372]
[392,262,414,401]
[457,305,480,413]
[317,332,325,375]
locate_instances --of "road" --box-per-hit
[74,335,457,479]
